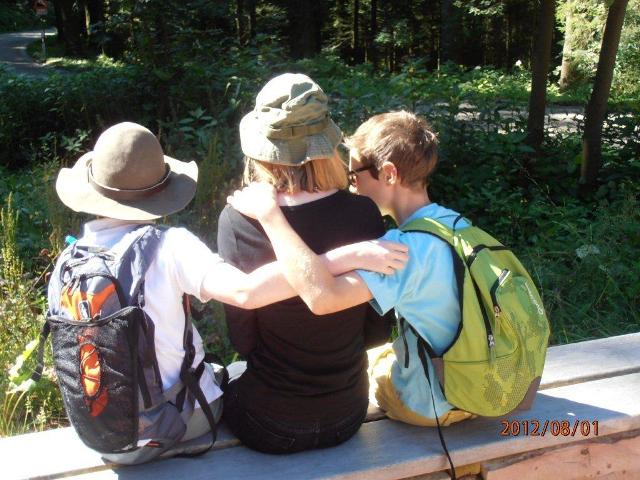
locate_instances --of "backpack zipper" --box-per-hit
[469,274,496,365]
[488,269,511,361]
[466,244,510,268]
[490,269,511,314]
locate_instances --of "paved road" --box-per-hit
[0,28,57,76]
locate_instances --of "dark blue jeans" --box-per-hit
[222,381,367,454]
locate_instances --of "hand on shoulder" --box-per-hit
[227,182,279,220]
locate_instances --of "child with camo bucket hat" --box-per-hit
[217,73,400,454]
[47,121,407,463]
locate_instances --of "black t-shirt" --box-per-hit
[217,190,393,421]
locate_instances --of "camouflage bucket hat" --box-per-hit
[239,73,342,165]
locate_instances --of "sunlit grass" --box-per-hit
[26,37,126,72]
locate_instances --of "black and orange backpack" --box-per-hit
[32,225,218,464]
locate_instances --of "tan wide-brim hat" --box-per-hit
[239,73,342,165]
[56,122,198,221]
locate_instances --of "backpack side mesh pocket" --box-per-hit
[49,308,142,452]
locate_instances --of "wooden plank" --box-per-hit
[5,333,640,480]
[540,332,640,390]
[1,422,239,480]
[399,472,451,480]
[59,372,640,480]
[481,431,640,479]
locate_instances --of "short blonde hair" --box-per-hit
[243,152,348,194]
[347,111,438,190]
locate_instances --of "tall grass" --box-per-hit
[524,194,640,344]
[0,193,65,437]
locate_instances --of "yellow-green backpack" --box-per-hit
[401,215,550,417]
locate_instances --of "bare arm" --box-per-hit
[201,238,406,310]
[254,208,375,314]
[200,261,292,309]
[226,184,406,314]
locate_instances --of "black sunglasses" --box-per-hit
[347,164,379,186]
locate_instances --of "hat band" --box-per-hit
[264,116,329,140]
[88,163,171,201]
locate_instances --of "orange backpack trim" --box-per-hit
[79,342,108,417]
[61,283,116,321]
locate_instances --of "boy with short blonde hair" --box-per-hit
[347,111,438,189]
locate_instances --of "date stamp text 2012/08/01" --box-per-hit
[500,419,599,437]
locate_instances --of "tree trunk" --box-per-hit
[389,25,396,72]
[525,0,556,152]
[505,6,512,68]
[248,0,257,40]
[286,0,324,58]
[580,0,629,190]
[236,0,246,44]
[559,0,577,90]
[439,0,460,65]
[84,0,105,44]
[352,0,362,63]
[368,0,377,66]
[335,0,347,20]
[52,0,66,44]
[83,0,104,26]
[55,0,87,55]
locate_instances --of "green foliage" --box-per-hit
[556,0,640,103]
[556,0,608,81]
[613,0,640,101]
[0,190,65,437]
[0,1,41,33]
[526,194,639,343]
[0,64,149,168]
[27,36,125,71]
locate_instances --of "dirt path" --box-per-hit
[0,28,57,76]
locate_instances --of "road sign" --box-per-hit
[34,0,48,17]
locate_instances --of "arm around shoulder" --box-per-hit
[255,207,374,314]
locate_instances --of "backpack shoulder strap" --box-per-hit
[399,215,466,357]
[402,216,454,242]
[34,240,83,380]
[111,224,165,307]
[401,214,472,244]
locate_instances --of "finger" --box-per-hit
[389,259,407,270]
[383,251,407,263]
[394,243,409,253]
[379,240,408,253]
[392,251,409,262]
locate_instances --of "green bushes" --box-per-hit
[0,65,150,168]
[0,36,288,168]
[0,2,41,33]
[526,194,639,343]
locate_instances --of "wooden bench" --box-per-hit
[3,332,640,480]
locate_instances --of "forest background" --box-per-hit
[0,0,638,436]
